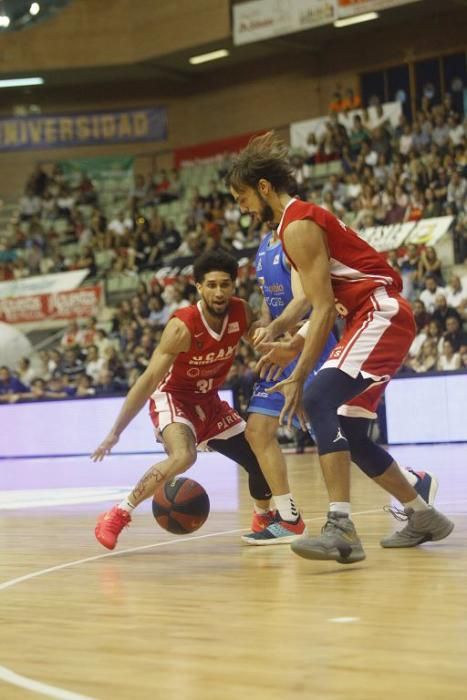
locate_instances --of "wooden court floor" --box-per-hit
[0,444,466,700]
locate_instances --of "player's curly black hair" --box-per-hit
[193,249,238,283]
[226,131,296,194]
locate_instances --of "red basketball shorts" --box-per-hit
[322,287,416,419]
[149,390,245,450]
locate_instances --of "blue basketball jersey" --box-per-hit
[250,232,337,426]
[255,232,294,320]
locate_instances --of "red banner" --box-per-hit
[174,132,258,168]
[0,286,102,324]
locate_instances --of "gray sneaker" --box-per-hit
[380,506,454,548]
[291,511,366,564]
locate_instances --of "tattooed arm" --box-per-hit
[91,318,190,461]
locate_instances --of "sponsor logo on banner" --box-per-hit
[337,0,421,18]
[0,286,102,324]
[233,0,337,46]
[0,269,89,299]
[358,216,453,252]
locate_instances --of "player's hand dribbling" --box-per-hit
[267,376,307,431]
[91,432,119,462]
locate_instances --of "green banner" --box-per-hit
[58,155,134,190]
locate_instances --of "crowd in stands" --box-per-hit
[0,91,466,411]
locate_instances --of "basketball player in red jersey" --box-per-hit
[91,249,305,550]
[228,132,454,564]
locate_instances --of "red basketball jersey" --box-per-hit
[278,199,402,317]
[157,298,248,395]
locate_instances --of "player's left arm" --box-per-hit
[281,220,336,379]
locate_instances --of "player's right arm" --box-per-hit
[91,318,191,461]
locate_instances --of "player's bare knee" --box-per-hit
[169,448,197,473]
[245,420,274,450]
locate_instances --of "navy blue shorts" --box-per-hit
[248,332,336,429]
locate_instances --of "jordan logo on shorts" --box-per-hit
[333,427,346,443]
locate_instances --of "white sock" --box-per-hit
[329,502,351,516]
[403,495,429,512]
[118,498,136,513]
[401,467,418,487]
[274,494,299,522]
[254,504,269,515]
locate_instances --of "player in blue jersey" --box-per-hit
[242,230,336,544]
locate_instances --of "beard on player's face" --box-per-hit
[201,293,230,318]
[256,190,275,224]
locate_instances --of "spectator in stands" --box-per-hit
[437,338,461,371]
[75,374,96,397]
[447,170,467,210]
[444,315,467,352]
[94,329,113,358]
[16,357,35,387]
[56,185,75,219]
[76,317,98,348]
[446,274,466,311]
[60,321,80,349]
[404,187,426,222]
[85,345,106,383]
[432,115,451,151]
[147,296,168,327]
[95,368,125,395]
[0,366,29,399]
[412,298,431,333]
[432,293,462,331]
[419,248,444,287]
[423,187,442,218]
[108,210,133,237]
[61,348,85,380]
[129,174,148,214]
[420,273,447,313]
[46,375,74,398]
[410,338,439,373]
[18,186,41,221]
[349,115,369,155]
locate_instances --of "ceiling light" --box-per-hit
[0,15,10,27]
[334,12,379,28]
[30,2,40,15]
[0,77,44,88]
[189,49,229,65]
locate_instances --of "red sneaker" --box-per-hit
[250,510,276,533]
[242,513,306,545]
[95,506,131,550]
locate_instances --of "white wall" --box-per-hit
[385,373,467,444]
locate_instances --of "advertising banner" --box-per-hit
[233,0,337,46]
[0,269,89,299]
[290,102,402,150]
[337,0,420,17]
[0,107,167,152]
[0,286,102,324]
[358,216,453,252]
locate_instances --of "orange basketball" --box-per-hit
[152,477,210,534]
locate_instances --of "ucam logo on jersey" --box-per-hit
[227,321,240,333]
[272,254,280,265]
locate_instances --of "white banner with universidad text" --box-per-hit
[0,269,89,299]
